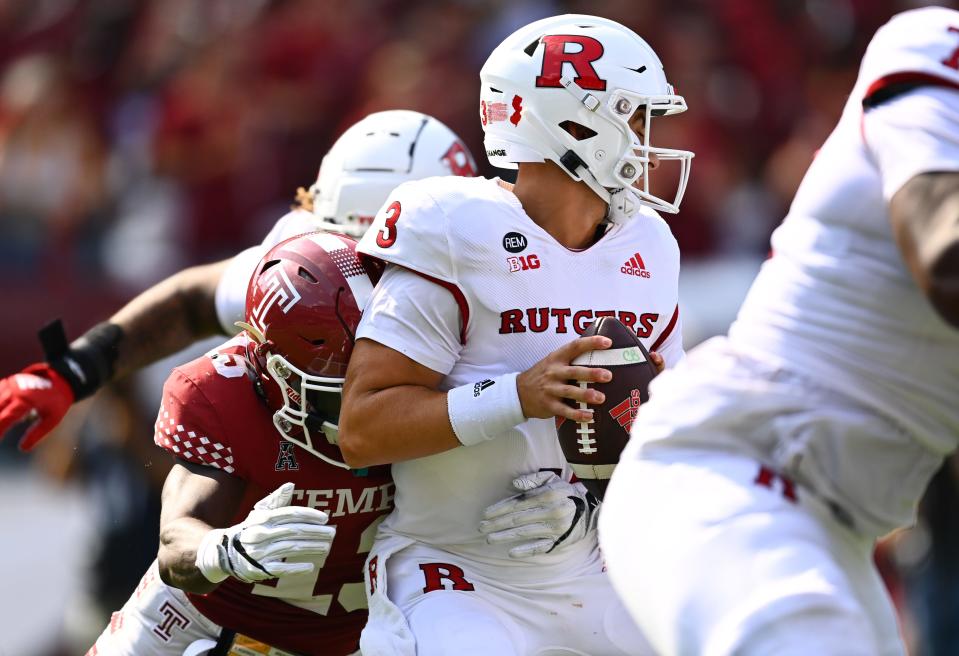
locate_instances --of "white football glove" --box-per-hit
[195,482,335,584]
[479,471,599,559]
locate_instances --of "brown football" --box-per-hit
[557,317,659,499]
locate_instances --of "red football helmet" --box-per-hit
[241,232,381,469]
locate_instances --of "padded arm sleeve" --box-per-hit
[863,86,959,201]
[355,264,463,375]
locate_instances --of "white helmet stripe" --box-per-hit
[307,233,375,310]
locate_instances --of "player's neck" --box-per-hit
[511,162,607,249]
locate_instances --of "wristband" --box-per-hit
[39,319,123,401]
[195,529,231,584]
[447,373,525,447]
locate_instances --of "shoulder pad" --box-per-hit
[357,178,457,283]
[153,354,239,474]
[859,7,959,106]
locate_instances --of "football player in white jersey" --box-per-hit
[0,110,475,449]
[2,109,598,653]
[599,7,959,656]
[338,14,693,656]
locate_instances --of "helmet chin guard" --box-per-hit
[480,14,693,215]
[266,352,348,470]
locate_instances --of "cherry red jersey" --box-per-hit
[153,333,393,655]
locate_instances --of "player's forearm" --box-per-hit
[891,173,959,328]
[338,385,460,468]
[921,191,959,328]
[106,259,230,379]
[157,516,220,595]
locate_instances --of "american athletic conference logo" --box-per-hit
[250,267,302,335]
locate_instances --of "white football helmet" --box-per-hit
[311,110,477,236]
[480,15,693,214]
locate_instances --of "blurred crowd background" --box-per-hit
[0,1,957,654]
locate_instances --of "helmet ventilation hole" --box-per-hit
[297,267,318,283]
[559,120,597,141]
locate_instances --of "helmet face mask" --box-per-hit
[265,352,345,469]
[605,90,692,214]
[310,110,477,236]
[243,232,376,469]
[480,15,694,215]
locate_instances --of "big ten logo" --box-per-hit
[507,254,540,273]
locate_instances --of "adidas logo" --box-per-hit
[473,379,495,397]
[620,253,651,278]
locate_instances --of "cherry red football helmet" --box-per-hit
[242,232,381,469]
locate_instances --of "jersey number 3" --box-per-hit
[376,201,401,248]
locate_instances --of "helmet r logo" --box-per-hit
[441,141,477,176]
[535,35,607,91]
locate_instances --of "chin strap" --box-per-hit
[558,148,615,207]
[609,188,639,219]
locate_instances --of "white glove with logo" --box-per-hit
[195,482,335,584]
[479,471,599,559]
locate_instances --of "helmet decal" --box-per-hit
[249,266,301,338]
[535,35,608,91]
[441,141,477,176]
[510,96,523,126]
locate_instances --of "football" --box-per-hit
[556,317,659,499]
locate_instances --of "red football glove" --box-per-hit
[0,363,75,451]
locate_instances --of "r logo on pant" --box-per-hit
[419,563,476,593]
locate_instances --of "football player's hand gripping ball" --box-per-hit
[0,364,74,451]
[479,471,599,558]
[196,482,336,584]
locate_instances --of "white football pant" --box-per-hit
[360,535,655,656]
[600,450,905,656]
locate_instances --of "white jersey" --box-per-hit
[214,208,318,333]
[720,8,959,525]
[356,175,683,565]
[732,8,959,448]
